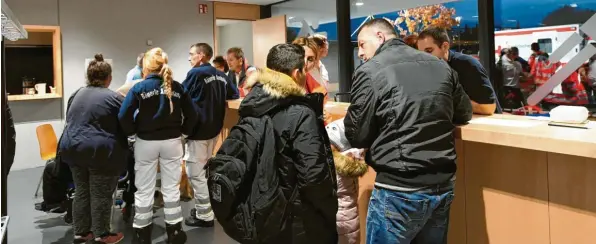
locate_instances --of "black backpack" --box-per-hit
[205,112,297,244]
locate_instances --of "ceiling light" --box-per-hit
[570,3,578,8]
[355,2,364,6]
[289,16,294,20]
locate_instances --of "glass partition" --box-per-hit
[494,0,596,116]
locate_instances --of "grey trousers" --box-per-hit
[71,165,118,236]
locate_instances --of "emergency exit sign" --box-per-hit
[198,4,208,14]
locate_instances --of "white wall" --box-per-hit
[6,0,215,171]
[217,21,254,64]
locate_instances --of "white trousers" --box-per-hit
[184,137,217,221]
[133,137,183,228]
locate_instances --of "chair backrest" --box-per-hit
[36,124,58,160]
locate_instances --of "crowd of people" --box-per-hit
[494,42,596,112]
[33,18,514,244]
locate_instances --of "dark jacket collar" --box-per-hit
[448,50,456,62]
[374,38,407,56]
[144,73,161,80]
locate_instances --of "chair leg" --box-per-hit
[34,174,43,198]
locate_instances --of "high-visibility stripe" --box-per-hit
[164,201,180,209]
[196,197,210,205]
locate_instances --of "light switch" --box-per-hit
[147,40,153,46]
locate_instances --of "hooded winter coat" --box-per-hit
[332,150,367,244]
[240,68,338,244]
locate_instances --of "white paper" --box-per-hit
[469,117,544,128]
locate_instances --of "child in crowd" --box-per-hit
[326,118,368,244]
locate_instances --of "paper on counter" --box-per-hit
[469,117,544,128]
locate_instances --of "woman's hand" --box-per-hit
[115,79,143,97]
[341,148,365,160]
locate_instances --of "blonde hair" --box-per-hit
[143,47,174,113]
[292,37,320,60]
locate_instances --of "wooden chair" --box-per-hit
[34,124,58,198]
[36,124,58,161]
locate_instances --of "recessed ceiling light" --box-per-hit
[289,16,294,19]
[570,3,578,7]
[355,2,364,6]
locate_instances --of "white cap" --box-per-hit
[325,118,351,152]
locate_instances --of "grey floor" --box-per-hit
[7,167,238,244]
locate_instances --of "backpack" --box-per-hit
[205,112,298,244]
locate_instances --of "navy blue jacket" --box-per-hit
[59,86,128,175]
[119,74,197,141]
[182,63,239,140]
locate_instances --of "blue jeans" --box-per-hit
[366,183,455,244]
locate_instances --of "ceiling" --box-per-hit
[273,0,458,27]
[205,0,281,5]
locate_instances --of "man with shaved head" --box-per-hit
[345,18,473,244]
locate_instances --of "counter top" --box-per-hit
[226,99,596,159]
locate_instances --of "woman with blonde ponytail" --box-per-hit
[118,48,197,244]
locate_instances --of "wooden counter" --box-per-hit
[220,100,596,244]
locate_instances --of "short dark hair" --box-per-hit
[191,43,214,59]
[227,47,244,59]
[266,43,305,76]
[359,18,397,37]
[418,26,451,47]
[87,53,111,87]
[212,55,229,73]
[509,46,520,55]
[531,42,540,52]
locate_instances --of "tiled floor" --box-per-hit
[7,167,237,244]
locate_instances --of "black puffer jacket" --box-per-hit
[345,39,473,189]
[240,68,338,244]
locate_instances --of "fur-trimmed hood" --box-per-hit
[245,68,306,98]
[239,68,317,118]
[333,149,368,178]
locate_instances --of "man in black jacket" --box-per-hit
[183,43,239,227]
[238,44,338,243]
[345,19,473,244]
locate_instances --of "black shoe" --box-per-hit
[184,214,214,228]
[35,201,64,213]
[166,222,187,244]
[134,224,153,244]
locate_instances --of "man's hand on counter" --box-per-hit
[472,101,496,115]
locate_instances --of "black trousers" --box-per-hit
[71,165,118,236]
[123,143,136,206]
[42,159,72,205]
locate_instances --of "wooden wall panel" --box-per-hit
[5,32,53,46]
[465,142,550,244]
[252,15,287,68]
[214,2,260,21]
[548,153,596,244]
[448,139,467,244]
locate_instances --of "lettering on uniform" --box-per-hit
[140,88,181,100]
[204,75,228,84]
